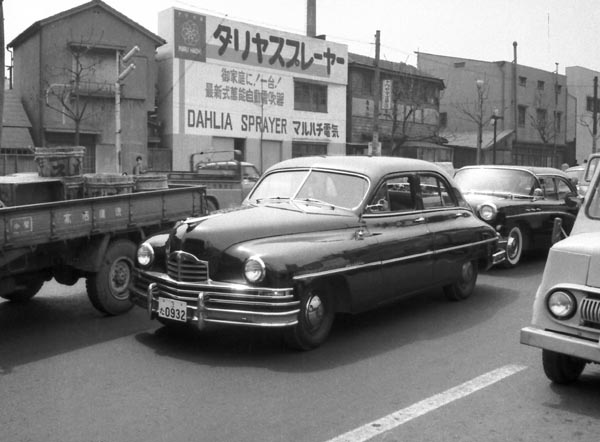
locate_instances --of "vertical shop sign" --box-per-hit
[381,79,393,111]
[175,11,207,61]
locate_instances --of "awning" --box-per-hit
[441,130,514,150]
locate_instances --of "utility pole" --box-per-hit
[594,76,598,154]
[115,45,139,173]
[552,63,558,168]
[370,30,381,156]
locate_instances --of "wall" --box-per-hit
[157,8,348,172]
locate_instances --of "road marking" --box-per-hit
[325,364,527,442]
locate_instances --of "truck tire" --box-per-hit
[1,278,45,302]
[86,239,136,315]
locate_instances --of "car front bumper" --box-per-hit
[520,326,600,363]
[130,269,299,329]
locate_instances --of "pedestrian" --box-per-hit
[560,162,569,171]
[133,155,146,175]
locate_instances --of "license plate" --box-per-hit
[158,297,187,322]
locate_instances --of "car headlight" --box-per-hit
[478,203,497,221]
[137,242,155,267]
[244,256,266,284]
[547,290,577,319]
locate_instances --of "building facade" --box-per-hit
[347,53,446,161]
[7,0,165,174]
[566,66,600,164]
[417,50,573,167]
[155,8,348,173]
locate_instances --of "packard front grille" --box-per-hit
[167,251,209,282]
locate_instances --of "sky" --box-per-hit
[4,0,600,74]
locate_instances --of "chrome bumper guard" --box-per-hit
[520,326,600,364]
[492,249,506,265]
[130,269,299,329]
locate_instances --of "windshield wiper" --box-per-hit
[294,197,336,210]
[255,196,290,203]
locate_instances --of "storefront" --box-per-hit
[156,8,348,172]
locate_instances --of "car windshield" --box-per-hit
[454,168,537,197]
[247,169,369,209]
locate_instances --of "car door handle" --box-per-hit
[455,212,469,218]
[413,217,426,224]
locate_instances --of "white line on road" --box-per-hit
[325,364,527,442]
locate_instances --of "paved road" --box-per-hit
[1,254,599,442]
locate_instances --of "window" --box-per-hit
[556,178,572,199]
[454,62,466,68]
[555,111,562,133]
[537,80,545,90]
[586,96,600,112]
[292,142,327,157]
[439,112,447,128]
[419,175,455,209]
[518,105,527,127]
[556,84,562,95]
[294,80,328,112]
[369,176,415,213]
[519,76,527,87]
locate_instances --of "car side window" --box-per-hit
[369,176,415,213]
[541,177,558,200]
[420,174,456,209]
[556,178,572,200]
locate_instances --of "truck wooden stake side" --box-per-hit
[0,185,206,315]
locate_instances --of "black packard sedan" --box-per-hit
[454,165,580,268]
[130,156,504,350]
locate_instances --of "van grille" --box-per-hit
[581,297,600,325]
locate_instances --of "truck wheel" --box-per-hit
[443,260,478,301]
[542,349,586,384]
[1,278,45,302]
[284,284,335,351]
[86,239,136,315]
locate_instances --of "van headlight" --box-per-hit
[244,256,266,284]
[478,203,497,221]
[547,290,577,319]
[137,242,154,267]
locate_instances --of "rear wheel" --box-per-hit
[284,284,335,351]
[1,277,45,302]
[542,349,586,384]
[443,260,478,301]
[86,239,136,315]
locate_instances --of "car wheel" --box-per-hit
[443,260,478,301]
[1,277,45,302]
[503,225,525,268]
[542,349,586,384]
[284,284,335,351]
[86,239,136,315]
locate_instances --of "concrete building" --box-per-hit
[418,49,573,167]
[155,7,348,173]
[347,53,446,161]
[566,66,600,164]
[7,0,165,174]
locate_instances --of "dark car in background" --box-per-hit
[454,165,580,267]
[130,156,504,350]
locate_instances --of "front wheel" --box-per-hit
[86,239,136,315]
[542,349,586,384]
[443,260,478,301]
[503,225,526,268]
[284,284,335,351]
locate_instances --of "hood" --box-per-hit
[169,202,359,259]
[462,192,530,208]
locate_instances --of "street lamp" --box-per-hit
[115,45,139,173]
[476,79,485,165]
[491,109,504,165]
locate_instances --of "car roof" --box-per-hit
[457,164,569,178]
[266,155,450,179]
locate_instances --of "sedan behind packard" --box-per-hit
[454,165,579,268]
[130,156,504,350]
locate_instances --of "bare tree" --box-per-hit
[44,31,110,146]
[578,114,600,153]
